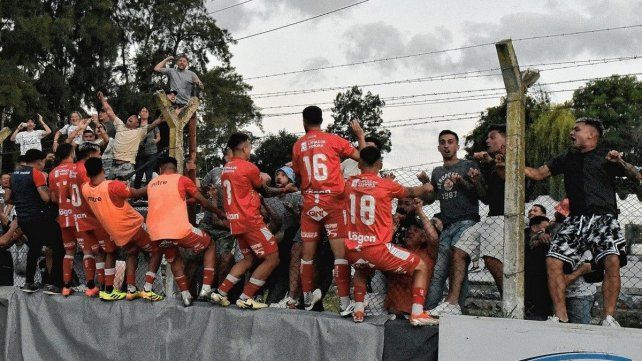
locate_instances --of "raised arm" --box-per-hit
[38,114,52,137]
[146,117,165,132]
[97,92,117,121]
[153,56,174,73]
[606,150,641,182]
[413,198,439,245]
[10,123,24,142]
[66,119,91,144]
[525,165,552,181]
[415,171,436,204]
[405,181,434,199]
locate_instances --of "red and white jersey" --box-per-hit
[292,130,355,195]
[220,157,264,235]
[344,173,408,250]
[49,161,82,228]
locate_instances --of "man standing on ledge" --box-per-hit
[154,54,203,107]
[525,117,640,327]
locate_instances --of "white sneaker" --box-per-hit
[181,291,193,307]
[197,287,212,301]
[602,315,621,327]
[547,315,561,323]
[340,300,356,317]
[303,289,322,311]
[270,294,299,309]
[429,301,462,317]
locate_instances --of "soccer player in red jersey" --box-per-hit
[48,143,100,296]
[210,133,295,310]
[75,143,119,299]
[345,146,437,326]
[291,105,365,313]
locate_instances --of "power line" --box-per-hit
[207,0,255,15]
[235,0,370,41]
[245,23,642,80]
[250,55,642,98]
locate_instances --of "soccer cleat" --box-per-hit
[85,287,100,298]
[602,315,621,327]
[126,289,141,301]
[181,292,193,307]
[20,283,40,293]
[42,284,62,295]
[340,300,356,317]
[140,290,164,302]
[410,312,440,326]
[99,289,126,301]
[210,291,231,307]
[62,287,74,297]
[352,310,365,323]
[236,297,268,310]
[303,289,322,311]
[197,287,213,301]
[270,294,299,309]
[428,301,462,317]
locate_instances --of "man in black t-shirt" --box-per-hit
[526,117,639,327]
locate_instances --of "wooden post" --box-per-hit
[154,91,199,174]
[496,39,526,319]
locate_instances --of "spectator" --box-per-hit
[7,149,64,294]
[98,108,116,139]
[53,111,90,151]
[10,114,52,155]
[430,124,506,317]
[564,252,597,325]
[385,200,439,316]
[525,117,640,327]
[134,107,160,188]
[524,215,552,320]
[420,130,483,310]
[528,204,547,219]
[154,54,203,106]
[96,92,164,180]
[340,136,383,179]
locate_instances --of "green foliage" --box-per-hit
[572,75,642,166]
[328,86,391,153]
[253,130,299,181]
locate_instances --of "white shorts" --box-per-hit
[453,216,505,262]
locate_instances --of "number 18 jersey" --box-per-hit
[292,130,355,195]
[344,173,408,250]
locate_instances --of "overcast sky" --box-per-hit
[205,0,642,168]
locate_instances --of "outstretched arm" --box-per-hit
[525,165,552,181]
[38,114,52,137]
[97,92,117,122]
[606,150,641,181]
[405,182,434,199]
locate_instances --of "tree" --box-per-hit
[328,86,391,152]
[253,130,299,182]
[572,75,642,166]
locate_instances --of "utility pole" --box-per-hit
[495,39,530,319]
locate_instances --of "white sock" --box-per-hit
[143,283,153,292]
[201,284,211,293]
[354,302,365,312]
[181,290,191,298]
[127,284,137,293]
[340,296,351,309]
[240,293,249,301]
[411,303,423,316]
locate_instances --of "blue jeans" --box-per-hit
[567,295,594,324]
[426,219,476,309]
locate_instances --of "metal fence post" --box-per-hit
[496,39,526,319]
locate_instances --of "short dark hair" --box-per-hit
[360,146,381,166]
[77,142,101,160]
[364,136,383,150]
[438,130,459,143]
[23,149,46,163]
[302,106,323,125]
[83,130,94,136]
[159,156,178,168]
[529,215,549,228]
[488,124,507,135]
[177,53,189,61]
[532,204,547,215]
[85,157,104,177]
[227,132,250,150]
[575,117,604,137]
[98,108,107,114]
[54,143,74,162]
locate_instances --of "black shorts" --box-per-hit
[548,214,624,267]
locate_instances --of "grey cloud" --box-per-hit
[289,57,332,86]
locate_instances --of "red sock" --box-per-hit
[96,262,105,285]
[218,274,240,295]
[354,284,366,303]
[300,259,314,293]
[126,273,136,287]
[145,271,156,285]
[175,275,189,292]
[83,255,96,285]
[63,255,74,285]
[105,268,115,287]
[334,259,350,298]
[241,277,265,299]
[202,268,215,287]
[412,287,426,315]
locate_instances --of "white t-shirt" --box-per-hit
[15,130,46,155]
[60,124,92,145]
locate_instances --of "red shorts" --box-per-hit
[155,227,213,262]
[123,227,159,254]
[76,226,116,254]
[236,225,277,258]
[300,193,347,242]
[345,243,420,275]
[61,227,78,252]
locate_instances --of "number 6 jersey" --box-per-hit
[344,173,408,250]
